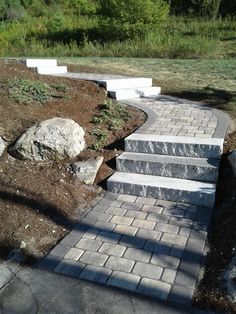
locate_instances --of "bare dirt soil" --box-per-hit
[0,60,145,261]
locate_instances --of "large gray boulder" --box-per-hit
[0,137,6,157]
[10,117,85,161]
[228,151,236,178]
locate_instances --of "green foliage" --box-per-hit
[99,0,169,39]
[92,100,132,130]
[0,0,26,21]
[191,0,222,19]
[89,127,108,150]
[7,79,51,104]
[7,78,68,105]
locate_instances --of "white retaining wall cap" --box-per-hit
[24,59,58,67]
[36,66,68,74]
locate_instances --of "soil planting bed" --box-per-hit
[0,60,145,261]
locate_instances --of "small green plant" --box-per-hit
[89,127,108,150]
[7,79,68,104]
[51,82,67,92]
[92,99,132,131]
[7,78,51,104]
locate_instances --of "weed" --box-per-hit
[89,127,108,150]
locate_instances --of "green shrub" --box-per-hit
[92,100,132,130]
[99,0,169,40]
[89,127,108,150]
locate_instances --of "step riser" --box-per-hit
[109,87,161,100]
[107,180,215,208]
[116,158,219,183]
[36,66,68,74]
[99,78,153,90]
[125,139,222,159]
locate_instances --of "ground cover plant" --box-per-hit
[0,59,145,261]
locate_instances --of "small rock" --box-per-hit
[71,156,104,185]
[228,151,236,178]
[20,241,27,249]
[0,137,6,157]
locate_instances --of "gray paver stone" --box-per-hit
[132,262,163,280]
[117,194,137,202]
[79,265,112,284]
[107,271,140,292]
[147,213,170,224]
[151,254,180,269]
[75,238,102,251]
[142,205,163,214]
[119,235,146,249]
[135,197,156,205]
[114,224,138,236]
[96,231,121,244]
[155,223,179,234]
[125,210,147,219]
[168,284,193,305]
[106,256,135,272]
[132,219,156,230]
[99,243,126,257]
[124,248,151,263]
[121,202,143,211]
[137,278,171,300]
[137,229,162,241]
[64,248,84,261]
[105,207,127,216]
[144,241,171,255]
[54,260,85,277]
[162,268,177,284]
[161,233,187,247]
[83,228,100,240]
[50,245,70,258]
[79,251,108,267]
[111,215,134,226]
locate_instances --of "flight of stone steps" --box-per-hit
[21,58,161,100]
[107,134,224,208]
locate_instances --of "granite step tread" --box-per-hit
[125,134,224,159]
[36,66,68,75]
[109,87,161,100]
[107,172,216,207]
[117,152,219,183]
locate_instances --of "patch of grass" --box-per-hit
[92,99,132,131]
[89,127,108,150]
[7,78,51,105]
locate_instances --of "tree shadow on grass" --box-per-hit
[167,87,236,112]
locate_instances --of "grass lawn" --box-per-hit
[61,57,236,121]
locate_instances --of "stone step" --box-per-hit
[109,87,161,100]
[36,66,68,75]
[125,134,223,159]
[22,59,58,67]
[98,78,153,91]
[107,172,216,207]
[117,152,219,183]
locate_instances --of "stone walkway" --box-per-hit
[38,92,229,308]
